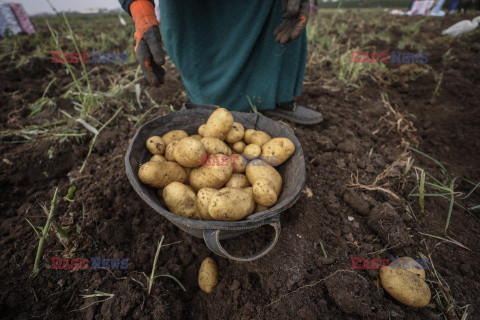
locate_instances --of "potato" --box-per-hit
[232,141,246,154]
[201,137,232,155]
[190,134,203,141]
[165,140,179,161]
[203,108,234,140]
[138,161,187,188]
[255,204,269,213]
[225,122,244,143]
[146,136,166,155]
[198,257,218,293]
[380,266,431,307]
[246,159,282,195]
[243,186,253,198]
[229,154,247,173]
[250,130,271,147]
[261,138,295,166]
[162,130,188,146]
[174,137,207,167]
[208,187,255,221]
[150,155,166,163]
[244,129,256,144]
[252,178,277,207]
[198,124,206,136]
[162,182,198,219]
[196,188,217,220]
[189,154,233,191]
[225,173,250,188]
[388,257,426,279]
[243,144,261,160]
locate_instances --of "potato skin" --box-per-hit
[138,161,187,188]
[261,138,295,166]
[198,257,218,293]
[388,257,426,279]
[246,159,282,195]
[146,136,166,155]
[162,130,188,146]
[190,134,203,141]
[229,154,247,173]
[244,129,256,144]
[243,144,261,160]
[225,122,245,143]
[164,140,179,161]
[198,125,206,136]
[380,266,431,307]
[232,141,246,154]
[225,173,250,188]
[150,155,166,163]
[252,178,277,207]
[162,182,198,219]
[189,154,233,191]
[255,204,268,213]
[250,131,271,147]
[203,108,234,140]
[208,187,255,221]
[196,188,218,220]
[201,137,232,155]
[174,137,207,167]
[243,186,253,198]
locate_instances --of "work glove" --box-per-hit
[274,0,310,45]
[130,0,165,86]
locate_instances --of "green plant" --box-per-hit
[146,236,186,295]
[408,147,479,234]
[28,188,59,276]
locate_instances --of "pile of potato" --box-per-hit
[138,108,295,221]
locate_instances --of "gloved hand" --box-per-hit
[274,0,310,45]
[130,0,165,86]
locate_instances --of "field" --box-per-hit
[1,9,480,320]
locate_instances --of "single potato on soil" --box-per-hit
[380,266,431,307]
[198,257,218,293]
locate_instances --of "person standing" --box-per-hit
[119,0,323,125]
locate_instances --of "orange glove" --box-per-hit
[130,0,165,86]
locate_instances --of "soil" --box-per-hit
[1,12,479,320]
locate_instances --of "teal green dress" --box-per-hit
[120,0,307,111]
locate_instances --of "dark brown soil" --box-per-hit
[1,12,479,320]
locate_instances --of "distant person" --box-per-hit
[118,0,323,125]
[429,0,446,16]
[447,0,460,14]
[457,0,476,14]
